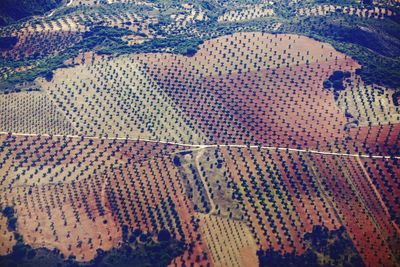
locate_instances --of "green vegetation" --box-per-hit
[280,14,400,89]
[0,243,74,267]
[314,0,358,4]
[0,25,203,91]
[193,2,400,89]
[0,208,185,267]
[200,1,215,11]
[173,155,182,167]
[393,91,400,106]
[0,26,133,89]
[323,70,351,99]
[174,151,212,213]
[124,36,203,56]
[183,1,400,90]
[87,231,184,267]
[0,37,18,50]
[2,206,17,231]
[95,34,203,56]
[361,0,373,5]
[0,235,184,267]
[1,0,399,91]
[0,0,63,26]
[258,226,365,267]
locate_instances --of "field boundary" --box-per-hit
[0,131,399,159]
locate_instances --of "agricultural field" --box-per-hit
[136,32,360,148]
[217,5,274,23]
[0,0,399,266]
[297,5,396,19]
[336,81,399,126]
[0,91,77,135]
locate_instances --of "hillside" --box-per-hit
[0,0,399,266]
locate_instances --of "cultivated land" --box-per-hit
[0,0,400,266]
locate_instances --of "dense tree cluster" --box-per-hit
[258,226,365,267]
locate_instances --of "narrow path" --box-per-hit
[194,148,216,214]
[0,131,399,159]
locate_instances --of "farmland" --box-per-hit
[0,0,400,266]
[0,131,398,266]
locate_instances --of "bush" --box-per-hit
[332,80,345,91]
[173,156,182,167]
[7,217,17,231]
[0,37,18,50]
[158,229,171,242]
[323,80,332,89]
[2,206,14,218]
